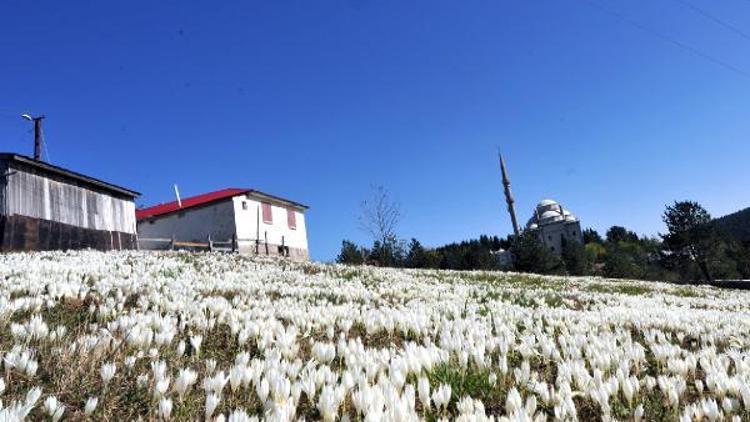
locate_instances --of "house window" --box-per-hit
[262,202,273,224]
[287,208,297,230]
[242,201,248,210]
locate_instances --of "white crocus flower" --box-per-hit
[205,359,218,375]
[158,397,173,420]
[84,397,99,415]
[176,340,186,357]
[417,376,431,411]
[227,409,254,422]
[205,392,221,419]
[154,377,171,399]
[4,251,750,420]
[101,362,117,387]
[257,377,270,403]
[506,387,524,415]
[26,387,43,407]
[124,356,137,369]
[431,384,451,412]
[174,368,199,400]
[317,385,339,422]
[43,396,64,422]
[190,335,203,358]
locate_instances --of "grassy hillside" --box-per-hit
[0,251,749,420]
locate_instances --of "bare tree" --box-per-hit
[359,185,401,246]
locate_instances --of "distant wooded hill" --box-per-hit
[714,207,750,243]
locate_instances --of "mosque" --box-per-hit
[499,154,582,254]
[524,199,582,253]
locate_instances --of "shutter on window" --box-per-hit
[262,203,273,224]
[287,208,296,229]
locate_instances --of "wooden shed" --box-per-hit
[0,153,140,252]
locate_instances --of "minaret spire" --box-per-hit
[499,152,521,237]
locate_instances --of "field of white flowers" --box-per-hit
[1,251,749,421]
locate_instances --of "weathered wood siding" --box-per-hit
[4,164,136,234]
[1,214,137,252]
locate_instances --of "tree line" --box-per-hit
[337,188,750,283]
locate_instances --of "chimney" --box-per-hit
[174,184,182,208]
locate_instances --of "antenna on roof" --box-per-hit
[174,184,182,208]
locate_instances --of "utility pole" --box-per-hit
[499,152,521,237]
[21,114,45,161]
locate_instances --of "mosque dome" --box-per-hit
[537,199,558,208]
[540,210,561,221]
[525,198,578,229]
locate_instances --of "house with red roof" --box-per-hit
[136,188,309,260]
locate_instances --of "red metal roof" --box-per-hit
[136,187,308,220]
[136,188,249,220]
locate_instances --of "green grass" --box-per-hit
[587,282,652,296]
[671,287,704,298]
[426,362,505,416]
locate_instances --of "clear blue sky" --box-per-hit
[1,1,748,261]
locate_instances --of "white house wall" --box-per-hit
[4,165,136,234]
[232,196,308,250]
[137,200,237,242]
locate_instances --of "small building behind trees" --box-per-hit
[0,153,140,251]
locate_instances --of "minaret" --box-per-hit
[499,152,521,237]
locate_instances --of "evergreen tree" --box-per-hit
[603,240,644,279]
[726,241,750,279]
[336,240,366,265]
[606,226,639,243]
[422,249,443,269]
[583,228,603,244]
[561,237,589,276]
[433,237,502,271]
[368,235,406,267]
[639,236,678,282]
[584,242,607,276]
[510,232,563,274]
[406,238,428,268]
[662,201,721,282]
[603,243,642,279]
